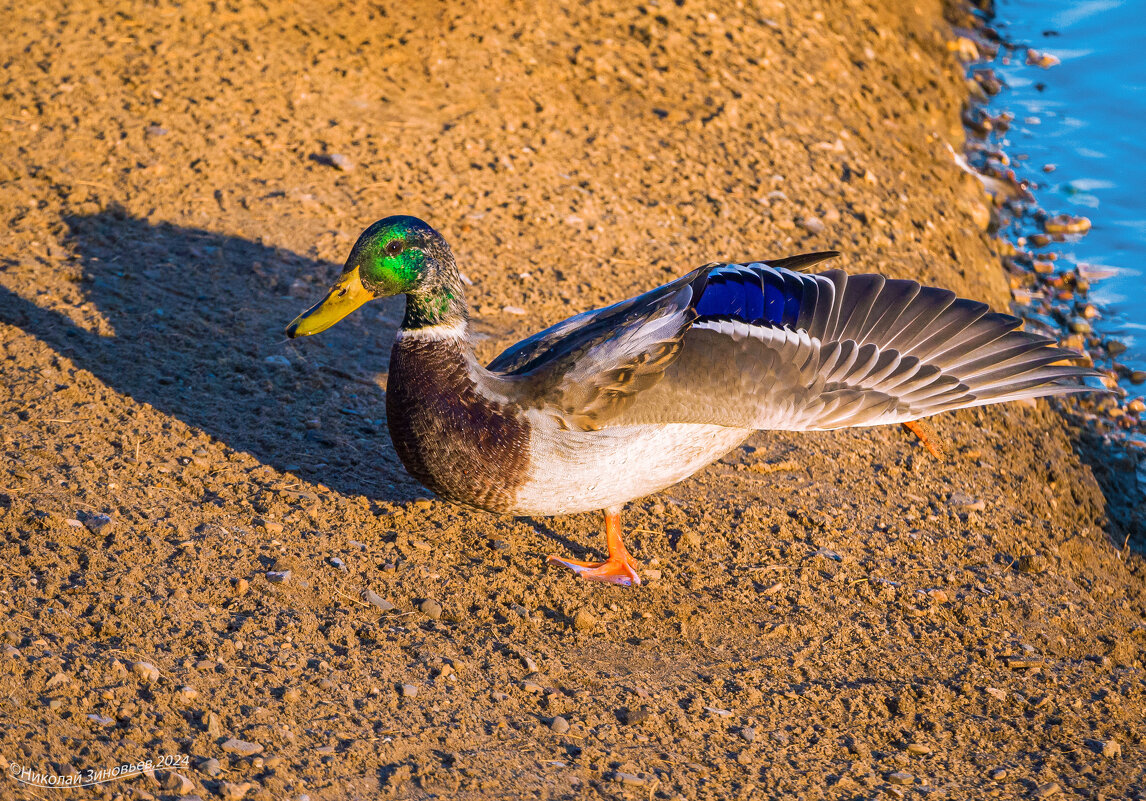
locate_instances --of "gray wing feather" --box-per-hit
[617,263,1101,431]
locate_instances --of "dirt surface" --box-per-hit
[1,0,1144,799]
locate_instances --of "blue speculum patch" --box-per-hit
[696,269,802,327]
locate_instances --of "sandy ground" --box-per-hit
[1,0,1144,799]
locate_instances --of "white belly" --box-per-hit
[509,418,753,515]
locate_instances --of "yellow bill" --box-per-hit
[285,266,373,338]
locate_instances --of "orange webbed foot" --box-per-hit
[902,419,947,460]
[547,508,642,587]
[547,552,641,587]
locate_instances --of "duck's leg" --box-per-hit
[547,506,641,587]
[902,419,947,460]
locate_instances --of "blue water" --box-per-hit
[985,0,1146,388]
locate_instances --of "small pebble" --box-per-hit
[46,671,69,689]
[740,726,757,743]
[205,711,222,737]
[177,686,198,701]
[948,492,985,512]
[233,578,249,595]
[612,771,646,786]
[199,757,222,778]
[400,683,418,698]
[264,354,290,367]
[363,589,396,612]
[887,771,914,785]
[282,688,301,703]
[80,512,114,534]
[221,738,263,757]
[906,743,931,755]
[132,661,160,683]
[328,153,354,171]
[800,216,826,234]
[159,771,194,795]
[1034,781,1062,798]
[1101,739,1121,758]
[572,609,596,631]
[266,570,291,584]
[550,716,570,734]
[419,599,443,620]
[219,781,253,801]
[1016,553,1049,574]
[521,680,544,693]
[989,768,1007,781]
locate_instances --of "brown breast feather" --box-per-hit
[386,336,530,513]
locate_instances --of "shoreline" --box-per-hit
[0,0,1143,798]
[946,0,1145,547]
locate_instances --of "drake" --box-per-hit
[286,215,1098,587]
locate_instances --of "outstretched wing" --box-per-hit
[616,262,1101,431]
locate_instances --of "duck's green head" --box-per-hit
[286,215,463,338]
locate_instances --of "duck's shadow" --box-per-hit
[0,207,421,503]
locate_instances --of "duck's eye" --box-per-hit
[384,240,404,256]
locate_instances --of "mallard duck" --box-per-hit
[286,215,1098,586]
